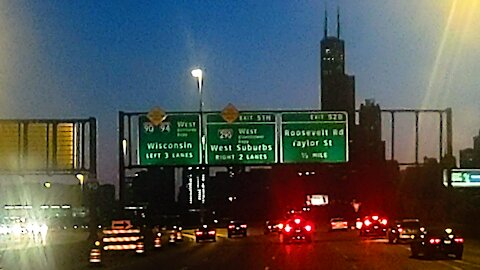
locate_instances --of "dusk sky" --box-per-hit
[0,0,478,185]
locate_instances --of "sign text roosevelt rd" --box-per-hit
[281,112,348,163]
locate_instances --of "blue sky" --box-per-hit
[0,0,478,185]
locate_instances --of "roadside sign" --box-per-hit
[206,111,277,165]
[221,103,239,123]
[306,194,329,206]
[445,169,480,187]
[147,107,167,126]
[111,220,132,230]
[135,109,349,166]
[281,112,348,163]
[138,113,201,166]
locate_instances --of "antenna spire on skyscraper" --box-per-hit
[337,6,340,38]
[324,7,328,38]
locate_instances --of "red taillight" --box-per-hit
[305,225,312,232]
[240,224,247,228]
[278,223,284,230]
[364,220,372,226]
[228,225,235,229]
[372,216,379,221]
[284,225,292,233]
[208,230,216,235]
[381,219,388,225]
[429,238,441,244]
[195,231,203,236]
[294,218,301,224]
[454,238,464,243]
[331,222,336,226]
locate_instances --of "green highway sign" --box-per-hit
[138,114,201,166]
[206,112,277,165]
[281,112,348,163]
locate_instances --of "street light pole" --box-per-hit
[191,68,206,223]
[75,173,86,212]
[191,68,204,154]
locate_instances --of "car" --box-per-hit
[227,221,247,238]
[388,219,422,244]
[264,220,284,234]
[330,217,348,231]
[286,209,303,219]
[281,217,313,244]
[166,225,183,243]
[410,227,464,259]
[359,215,388,237]
[195,225,216,243]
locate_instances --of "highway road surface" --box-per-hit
[1,227,480,270]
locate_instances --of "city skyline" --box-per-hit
[0,1,478,185]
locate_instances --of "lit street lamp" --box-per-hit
[76,173,85,191]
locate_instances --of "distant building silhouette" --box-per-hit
[459,148,476,168]
[320,9,355,131]
[474,131,480,164]
[459,129,480,168]
[356,99,386,162]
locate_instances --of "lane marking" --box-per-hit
[182,233,196,240]
[454,260,480,268]
[362,239,389,243]
[437,261,463,270]
[181,233,226,240]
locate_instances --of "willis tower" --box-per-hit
[320,9,355,135]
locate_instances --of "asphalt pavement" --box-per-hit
[2,227,480,270]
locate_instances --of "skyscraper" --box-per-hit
[320,9,355,129]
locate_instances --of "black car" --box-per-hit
[195,225,216,243]
[165,225,183,243]
[388,219,422,244]
[281,217,313,244]
[227,221,247,238]
[410,227,464,259]
[359,215,388,237]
